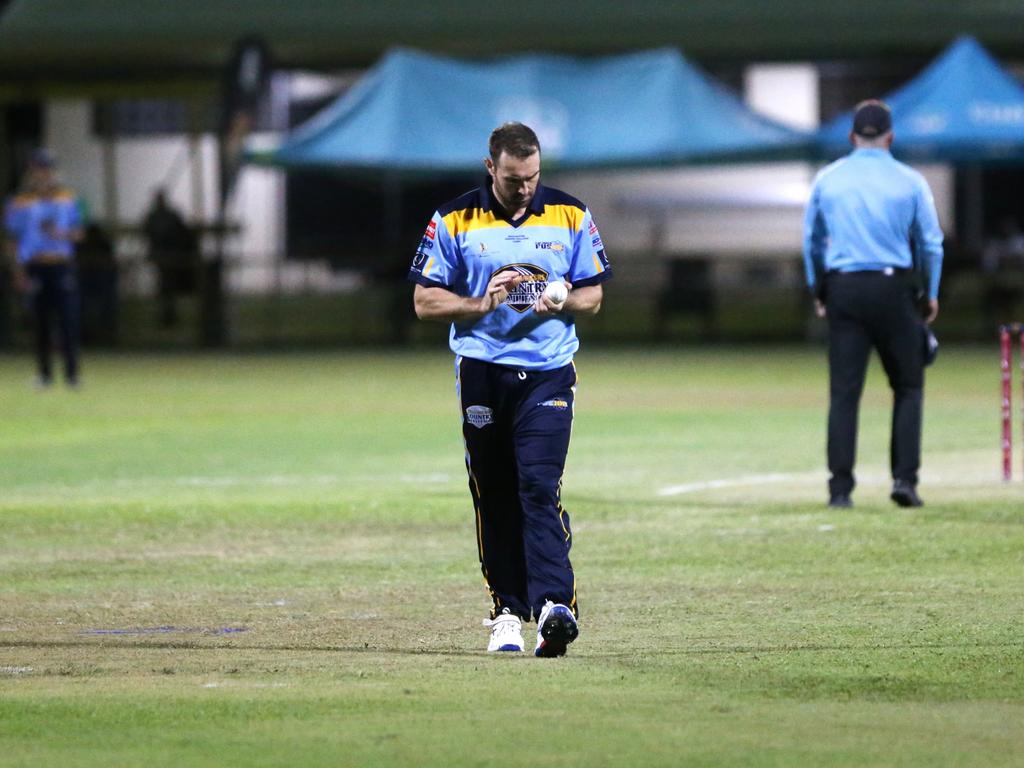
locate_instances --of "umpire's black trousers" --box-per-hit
[825,270,925,496]
[457,356,577,623]
[27,262,80,383]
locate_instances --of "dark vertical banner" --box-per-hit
[202,36,273,347]
[219,36,273,209]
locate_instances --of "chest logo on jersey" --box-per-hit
[491,263,549,313]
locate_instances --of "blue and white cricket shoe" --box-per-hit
[534,600,578,658]
[484,608,524,652]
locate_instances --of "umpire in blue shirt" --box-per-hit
[803,100,944,509]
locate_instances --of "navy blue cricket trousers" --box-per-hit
[456,356,578,623]
[27,262,80,383]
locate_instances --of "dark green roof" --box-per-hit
[1,0,1023,89]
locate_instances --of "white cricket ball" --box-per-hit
[543,280,568,305]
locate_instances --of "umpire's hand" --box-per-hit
[923,299,939,324]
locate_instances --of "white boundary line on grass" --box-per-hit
[657,462,1004,497]
[658,473,803,497]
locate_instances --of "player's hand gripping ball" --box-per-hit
[543,280,568,306]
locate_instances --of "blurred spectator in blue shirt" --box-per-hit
[4,149,84,388]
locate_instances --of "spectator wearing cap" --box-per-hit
[3,149,85,388]
[803,100,945,509]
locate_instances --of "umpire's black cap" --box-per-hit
[852,100,892,137]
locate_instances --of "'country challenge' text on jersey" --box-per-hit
[408,181,612,370]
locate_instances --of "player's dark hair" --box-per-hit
[489,122,540,163]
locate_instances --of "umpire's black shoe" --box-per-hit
[890,480,923,508]
[828,493,853,509]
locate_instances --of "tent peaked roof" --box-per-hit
[250,47,808,173]
[817,36,1024,162]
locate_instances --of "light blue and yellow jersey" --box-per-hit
[409,181,612,370]
[3,187,81,264]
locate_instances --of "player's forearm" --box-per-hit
[565,285,602,315]
[413,285,488,322]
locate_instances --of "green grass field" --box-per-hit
[1,347,1021,767]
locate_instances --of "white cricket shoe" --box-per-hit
[534,600,578,658]
[483,608,524,652]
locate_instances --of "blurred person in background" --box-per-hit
[409,122,612,657]
[4,149,84,388]
[76,220,119,346]
[803,100,944,509]
[143,188,196,328]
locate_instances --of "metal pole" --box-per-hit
[101,136,119,232]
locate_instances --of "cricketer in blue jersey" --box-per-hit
[803,100,944,510]
[4,149,84,387]
[409,122,611,657]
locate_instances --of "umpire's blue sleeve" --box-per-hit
[802,184,827,297]
[910,177,945,300]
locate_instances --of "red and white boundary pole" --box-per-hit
[1001,326,1013,481]
[999,324,1024,481]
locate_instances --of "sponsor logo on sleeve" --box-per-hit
[465,405,494,428]
[589,217,603,250]
[419,236,434,251]
[537,398,569,410]
[425,220,437,240]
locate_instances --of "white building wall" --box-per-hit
[44,101,106,221]
[43,100,286,284]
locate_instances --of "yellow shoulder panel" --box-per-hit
[443,203,585,236]
[521,204,585,232]
[441,207,508,237]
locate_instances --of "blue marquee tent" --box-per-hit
[817,36,1024,163]
[249,47,808,173]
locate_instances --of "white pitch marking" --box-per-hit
[0,666,34,675]
[658,473,799,497]
[657,462,1002,498]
